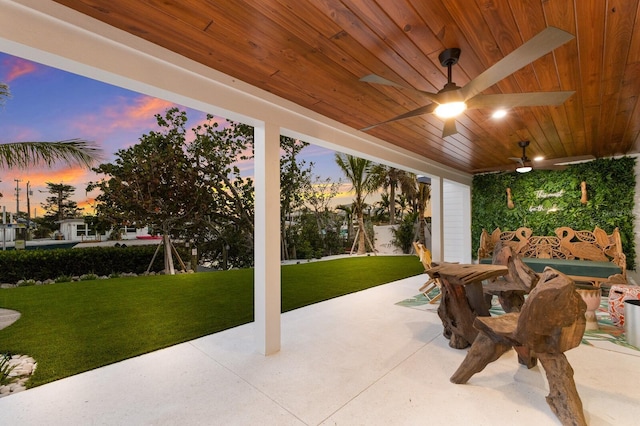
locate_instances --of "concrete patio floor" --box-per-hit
[1,274,639,425]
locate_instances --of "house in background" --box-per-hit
[58,218,155,242]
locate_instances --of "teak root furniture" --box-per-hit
[482,241,540,313]
[412,242,441,303]
[425,263,508,349]
[450,267,587,426]
[478,226,626,287]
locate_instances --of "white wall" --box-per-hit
[442,180,472,263]
[373,225,403,254]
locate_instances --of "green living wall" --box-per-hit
[472,157,636,269]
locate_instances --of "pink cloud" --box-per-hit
[121,96,175,121]
[0,126,42,143]
[65,95,209,153]
[2,57,37,82]
[70,95,173,137]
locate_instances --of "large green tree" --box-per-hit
[280,136,312,260]
[335,154,384,254]
[89,108,201,274]
[302,175,342,254]
[186,115,255,269]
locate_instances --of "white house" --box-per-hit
[58,219,155,242]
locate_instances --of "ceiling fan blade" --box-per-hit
[360,74,440,101]
[360,74,408,89]
[472,164,519,173]
[472,154,595,174]
[537,164,568,170]
[360,104,437,131]
[466,91,575,109]
[535,155,595,166]
[442,119,457,137]
[460,26,574,101]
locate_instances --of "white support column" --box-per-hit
[430,176,444,263]
[254,122,281,355]
[442,180,472,263]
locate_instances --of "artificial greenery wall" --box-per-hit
[472,157,636,269]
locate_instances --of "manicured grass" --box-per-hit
[0,255,423,387]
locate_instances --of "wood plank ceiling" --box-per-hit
[52,0,640,174]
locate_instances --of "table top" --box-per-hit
[426,263,508,286]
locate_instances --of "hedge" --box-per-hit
[0,245,182,283]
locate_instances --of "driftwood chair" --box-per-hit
[483,241,539,313]
[450,267,587,426]
[413,242,441,303]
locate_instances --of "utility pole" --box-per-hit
[14,178,21,217]
[26,181,32,239]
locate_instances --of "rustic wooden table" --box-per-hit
[426,263,508,349]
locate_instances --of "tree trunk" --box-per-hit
[314,209,326,251]
[163,233,175,275]
[280,224,289,260]
[418,206,426,245]
[357,212,366,254]
[389,183,396,225]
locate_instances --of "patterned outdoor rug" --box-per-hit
[396,289,640,357]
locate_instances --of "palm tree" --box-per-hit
[416,179,431,246]
[335,203,354,241]
[0,83,9,104]
[334,153,383,254]
[371,165,416,225]
[0,139,101,169]
[1,83,101,170]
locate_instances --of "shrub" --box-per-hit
[392,213,418,254]
[0,245,184,284]
[79,274,99,281]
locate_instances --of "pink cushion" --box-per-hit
[608,284,640,326]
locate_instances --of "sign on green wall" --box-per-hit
[471,157,636,269]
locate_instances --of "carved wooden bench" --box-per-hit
[478,226,626,286]
[451,267,587,426]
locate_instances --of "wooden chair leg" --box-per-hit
[513,345,537,368]
[450,332,512,384]
[537,352,587,426]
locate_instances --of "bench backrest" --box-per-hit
[478,226,626,275]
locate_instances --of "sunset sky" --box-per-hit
[0,52,354,219]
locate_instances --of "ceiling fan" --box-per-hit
[510,140,534,173]
[360,26,575,137]
[471,140,595,174]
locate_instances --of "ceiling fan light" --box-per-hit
[492,109,507,119]
[516,165,533,173]
[434,101,467,118]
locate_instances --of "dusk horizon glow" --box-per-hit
[0,52,357,220]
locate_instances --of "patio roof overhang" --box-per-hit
[0,0,472,354]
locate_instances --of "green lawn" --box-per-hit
[0,255,423,387]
